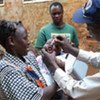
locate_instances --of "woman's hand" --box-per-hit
[43,39,54,54]
[41,48,59,71]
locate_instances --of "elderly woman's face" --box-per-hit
[87,24,100,41]
[13,25,30,56]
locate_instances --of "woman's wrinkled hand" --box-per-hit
[41,48,59,70]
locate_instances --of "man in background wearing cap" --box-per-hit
[41,0,100,100]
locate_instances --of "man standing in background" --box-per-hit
[34,2,79,50]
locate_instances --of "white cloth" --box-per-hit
[56,53,88,80]
[54,49,100,100]
[56,53,76,74]
[36,55,54,86]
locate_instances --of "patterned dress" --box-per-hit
[0,51,46,100]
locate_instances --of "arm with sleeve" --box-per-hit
[53,49,100,100]
[77,49,100,68]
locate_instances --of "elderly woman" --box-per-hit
[0,20,58,100]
